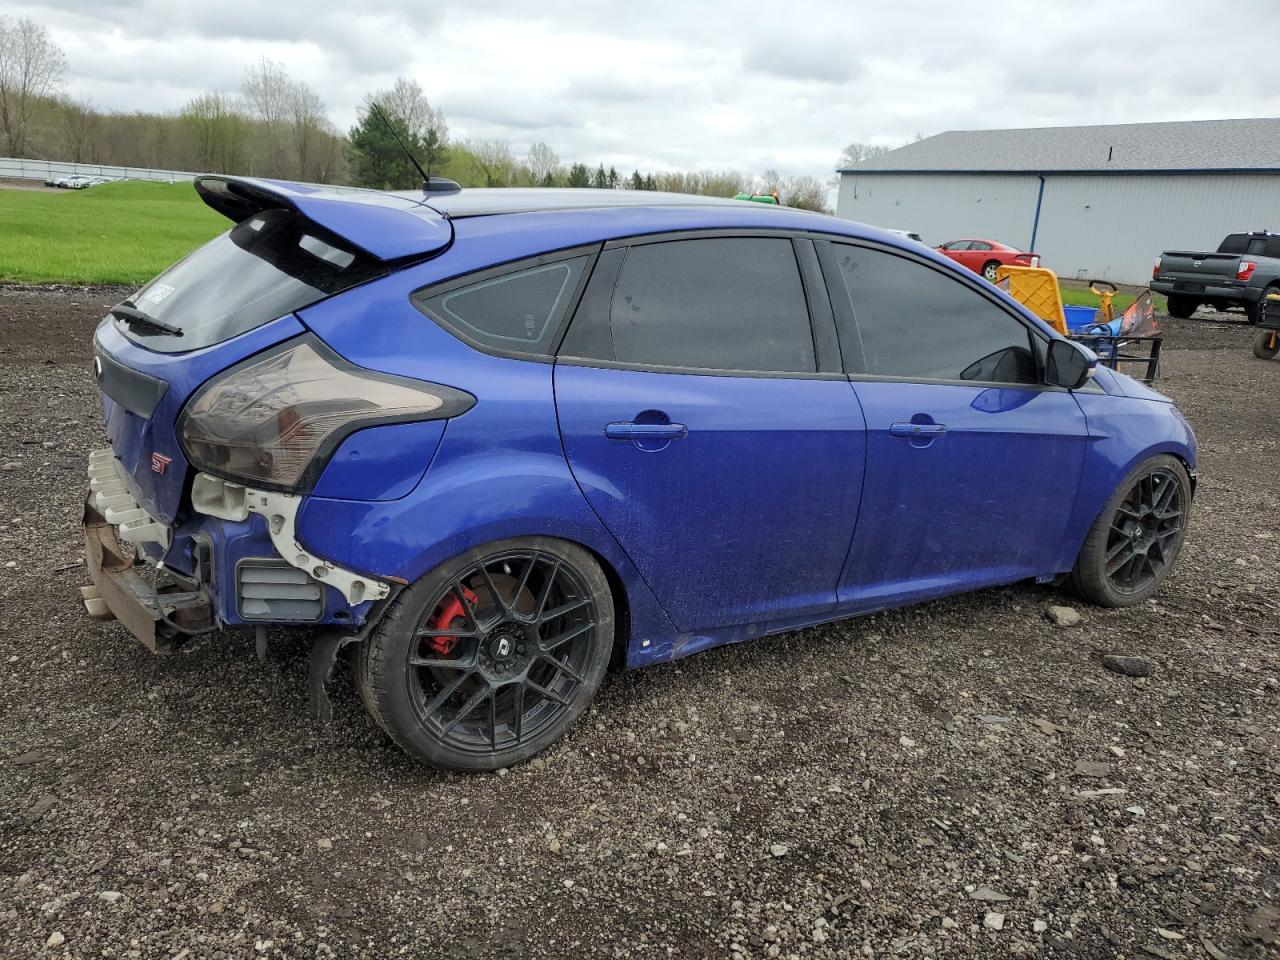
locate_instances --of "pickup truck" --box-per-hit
[1151,231,1280,322]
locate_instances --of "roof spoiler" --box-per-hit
[193,176,452,262]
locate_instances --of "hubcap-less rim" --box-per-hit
[407,551,597,757]
[984,263,998,281]
[1103,468,1184,594]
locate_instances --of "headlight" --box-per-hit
[180,335,474,491]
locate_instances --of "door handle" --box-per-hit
[890,421,947,438]
[605,421,689,441]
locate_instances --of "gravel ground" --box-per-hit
[1,289,1277,960]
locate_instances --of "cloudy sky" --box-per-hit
[14,0,1280,179]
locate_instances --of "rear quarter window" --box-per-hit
[413,255,590,357]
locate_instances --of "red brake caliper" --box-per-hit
[426,586,479,656]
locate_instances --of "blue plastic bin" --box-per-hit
[1063,305,1099,330]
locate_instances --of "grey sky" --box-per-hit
[13,0,1280,179]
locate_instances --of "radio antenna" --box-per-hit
[370,101,431,188]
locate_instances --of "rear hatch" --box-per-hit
[94,177,452,526]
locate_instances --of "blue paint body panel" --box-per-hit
[85,179,1198,662]
[553,365,866,632]
[839,381,1090,608]
[311,420,446,501]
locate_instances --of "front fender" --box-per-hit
[1051,393,1197,571]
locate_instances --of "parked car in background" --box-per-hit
[43,175,115,190]
[81,179,1196,771]
[1151,231,1280,322]
[937,239,1039,281]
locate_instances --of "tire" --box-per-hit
[1244,286,1279,325]
[981,261,1000,282]
[358,537,615,771]
[1254,329,1280,359]
[1166,295,1197,319]
[1068,455,1191,608]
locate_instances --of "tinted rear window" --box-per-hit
[117,208,385,353]
[598,237,815,373]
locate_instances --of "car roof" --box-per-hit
[390,187,751,218]
[445,201,869,252]
[195,176,950,265]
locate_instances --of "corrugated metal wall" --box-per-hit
[836,173,1042,251]
[1034,174,1280,282]
[837,171,1280,284]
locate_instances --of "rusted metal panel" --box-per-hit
[82,495,210,653]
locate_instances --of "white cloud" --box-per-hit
[12,0,1280,178]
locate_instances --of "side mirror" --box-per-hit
[1044,338,1096,389]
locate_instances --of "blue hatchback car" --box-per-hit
[83,177,1196,770]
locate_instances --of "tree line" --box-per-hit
[0,16,830,211]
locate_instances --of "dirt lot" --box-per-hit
[0,179,63,193]
[1,288,1277,959]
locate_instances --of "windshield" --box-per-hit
[117,208,386,353]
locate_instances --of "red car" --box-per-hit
[936,239,1040,282]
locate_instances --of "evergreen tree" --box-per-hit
[592,163,608,189]
[348,107,416,189]
[347,81,448,190]
[566,162,591,187]
[628,169,643,191]
[607,166,619,189]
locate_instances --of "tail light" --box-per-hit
[179,336,474,491]
[1238,260,1256,281]
[1152,256,1162,279]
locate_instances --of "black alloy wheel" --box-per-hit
[359,537,614,770]
[1069,455,1191,607]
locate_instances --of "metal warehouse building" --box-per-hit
[835,118,1280,285]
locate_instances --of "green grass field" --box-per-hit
[1059,285,1168,315]
[0,180,226,285]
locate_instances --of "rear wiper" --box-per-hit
[110,301,183,337]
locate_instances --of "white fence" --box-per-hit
[0,157,370,194]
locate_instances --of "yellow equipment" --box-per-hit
[1090,280,1119,324]
[994,265,1067,334]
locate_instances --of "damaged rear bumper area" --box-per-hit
[81,447,393,656]
[83,496,211,654]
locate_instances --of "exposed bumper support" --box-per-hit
[83,496,211,653]
[87,448,171,550]
[191,473,390,607]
